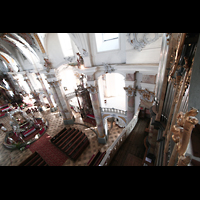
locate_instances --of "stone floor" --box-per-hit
[0,107,123,166]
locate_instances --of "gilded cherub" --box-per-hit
[172,107,199,157]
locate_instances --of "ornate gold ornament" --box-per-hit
[177,155,191,166]
[168,33,187,82]
[172,108,199,156]
[137,88,155,103]
[123,86,136,97]
[87,85,98,94]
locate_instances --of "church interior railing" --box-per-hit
[65,92,76,99]
[100,107,127,116]
[99,107,140,166]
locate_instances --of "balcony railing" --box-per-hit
[65,92,76,100]
[99,107,140,166]
[100,107,127,116]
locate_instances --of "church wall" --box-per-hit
[44,33,162,69]
[126,35,162,64]
[46,33,65,68]
[88,33,162,67]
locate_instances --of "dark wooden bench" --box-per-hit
[50,127,90,161]
[18,151,48,166]
[87,150,106,166]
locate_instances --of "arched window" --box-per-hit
[95,33,119,52]
[58,33,74,58]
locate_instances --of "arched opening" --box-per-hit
[58,65,78,94]
[103,115,125,141]
[98,73,126,111]
[56,65,81,119]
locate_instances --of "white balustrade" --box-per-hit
[99,107,140,166]
[101,107,127,116]
[65,92,76,99]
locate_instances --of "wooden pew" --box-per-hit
[50,127,90,161]
[87,150,106,166]
[18,151,48,166]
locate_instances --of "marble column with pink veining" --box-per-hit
[124,86,135,124]
[124,72,137,124]
[35,72,54,110]
[127,94,135,123]
[87,84,105,139]
[47,77,74,125]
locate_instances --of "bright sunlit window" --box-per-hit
[102,33,119,42]
[95,33,119,52]
[58,33,74,58]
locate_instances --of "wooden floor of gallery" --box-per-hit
[109,117,150,166]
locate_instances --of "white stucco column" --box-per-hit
[35,72,55,111]
[46,72,74,125]
[87,81,107,144]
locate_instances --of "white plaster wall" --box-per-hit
[45,33,79,69]
[57,67,77,94]
[44,33,162,69]
[46,33,64,68]
[126,35,162,64]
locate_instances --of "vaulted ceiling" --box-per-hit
[0,33,43,73]
[0,33,163,76]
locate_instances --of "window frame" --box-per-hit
[95,33,120,53]
[102,33,119,42]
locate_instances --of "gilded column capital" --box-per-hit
[87,85,98,94]
[172,108,199,156]
[138,88,155,103]
[124,85,136,96]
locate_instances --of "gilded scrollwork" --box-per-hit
[174,57,190,103]
[87,85,98,94]
[137,88,155,109]
[172,108,199,158]
[177,155,191,166]
[168,33,187,82]
[123,85,136,97]
[137,88,155,103]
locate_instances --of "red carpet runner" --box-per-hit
[29,133,68,166]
